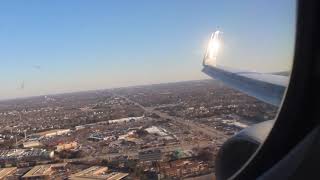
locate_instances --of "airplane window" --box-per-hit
[0,1,295,179]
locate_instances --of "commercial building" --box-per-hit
[69,166,128,180]
[35,129,71,138]
[0,149,54,166]
[23,141,43,148]
[159,160,210,179]
[138,149,162,162]
[0,167,17,179]
[56,141,78,152]
[22,163,67,180]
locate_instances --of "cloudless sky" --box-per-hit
[0,0,296,99]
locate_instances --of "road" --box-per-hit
[115,93,228,142]
[65,93,228,163]
[65,141,212,163]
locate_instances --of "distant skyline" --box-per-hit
[0,0,296,99]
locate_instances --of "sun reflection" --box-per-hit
[204,30,222,66]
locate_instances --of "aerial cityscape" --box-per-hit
[0,0,295,179]
[0,79,277,179]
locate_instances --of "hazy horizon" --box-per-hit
[0,78,214,101]
[0,0,295,99]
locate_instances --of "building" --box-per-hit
[75,125,85,130]
[35,129,71,138]
[22,163,67,180]
[6,167,32,179]
[184,173,215,180]
[69,166,128,180]
[0,167,17,179]
[159,160,210,179]
[108,116,144,124]
[23,141,43,148]
[139,149,162,162]
[0,149,54,166]
[88,133,104,141]
[56,141,78,152]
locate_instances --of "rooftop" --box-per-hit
[22,163,67,178]
[35,129,70,136]
[0,167,17,179]
[70,166,128,180]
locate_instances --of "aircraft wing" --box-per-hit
[202,65,289,107]
[202,31,289,107]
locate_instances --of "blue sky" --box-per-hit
[0,0,296,99]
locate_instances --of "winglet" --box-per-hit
[203,30,222,67]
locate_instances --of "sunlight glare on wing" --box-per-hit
[204,30,222,66]
[208,37,220,59]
